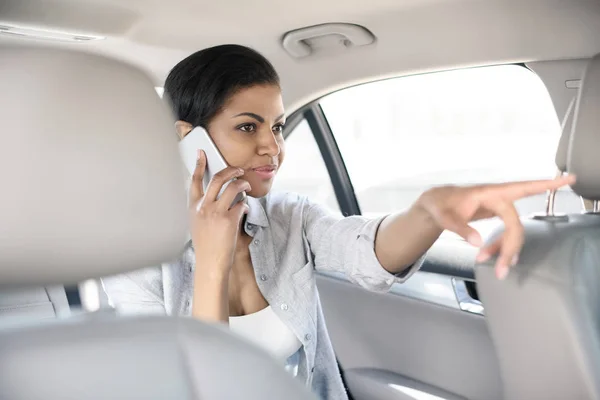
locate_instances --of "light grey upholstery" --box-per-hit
[477,217,600,399]
[476,54,600,400]
[0,45,315,400]
[0,44,188,286]
[0,286,70,321]
[555,94,577,172]
[569,53,600,199]
[0,317,313,400]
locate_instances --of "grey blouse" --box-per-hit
[101,192,424,400]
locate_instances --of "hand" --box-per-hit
[417,175,576,279]
[189,150,250,274]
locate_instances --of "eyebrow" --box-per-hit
[233,112,286,123]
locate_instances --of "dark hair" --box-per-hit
[164,44,280,128]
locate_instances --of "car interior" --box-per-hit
[0,45,316,400]
[2,0,600,399]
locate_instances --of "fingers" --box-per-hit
[231,198,250,221]
[469,175,575,280]
[487,174,576,200]
[438,212,483,247]
[204,167,245,202]
[436,176,573,281]
[189,150,207,203]
[218,179,251,211]
[475,237,501,263]
[481,200,523,280]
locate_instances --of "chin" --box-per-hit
[247,184,273,199]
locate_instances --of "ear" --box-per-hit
[175,121,193,140]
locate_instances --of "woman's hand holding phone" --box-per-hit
[190,149,250,274]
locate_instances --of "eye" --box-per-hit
[238,123,256,133]
[273,123,285,134]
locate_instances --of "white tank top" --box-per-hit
[229,306,302,362]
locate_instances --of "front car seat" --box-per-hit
[0,44,315,400]
[476,53,600,400]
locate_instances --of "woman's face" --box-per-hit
[178,84,285,198]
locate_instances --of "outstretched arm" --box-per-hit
[374,175,576,280]
[374,202,442,275]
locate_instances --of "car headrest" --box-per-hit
[0,45,188,286]
[568,53,600,199]
[555,95,577,173]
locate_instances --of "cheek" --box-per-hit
[211,134,254,168]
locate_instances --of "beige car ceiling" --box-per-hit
[2,0,600,112]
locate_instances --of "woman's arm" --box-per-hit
[101,267,166,315]
[304,176,575,290]
[374,177,577,279]
[375,202,442,275]
[303,199,424,292]
[191,262,230,323]
[188,151,250,324]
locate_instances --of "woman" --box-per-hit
[102,44,574,399]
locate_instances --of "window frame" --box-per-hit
[284,104,360,216]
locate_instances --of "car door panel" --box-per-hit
[343,368,467,400]
[316,244,502,400]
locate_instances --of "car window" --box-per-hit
[319,65,579,236]
[273,119,340,213]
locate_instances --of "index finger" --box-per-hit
[486,174,576,200]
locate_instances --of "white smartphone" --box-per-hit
[178,126,247,207]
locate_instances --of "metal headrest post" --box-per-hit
[539,170,568,221]
[544,172,562,217]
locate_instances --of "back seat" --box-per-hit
[0,280,110,324]
[0,285,71,321]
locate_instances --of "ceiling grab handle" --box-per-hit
[282,23,375,58]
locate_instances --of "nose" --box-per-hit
[257,128,280,157]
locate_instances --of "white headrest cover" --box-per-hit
[568,53,600,199]
[0,45,187,286]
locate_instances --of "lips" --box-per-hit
[252,164,278,179]
[253,165,277,173]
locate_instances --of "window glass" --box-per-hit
[273,119,340,213]
[320,65,578,235]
